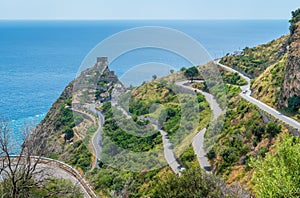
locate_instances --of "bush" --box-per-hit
[265,122,281,137]
[287,96,300,112]
[251,134,300,197]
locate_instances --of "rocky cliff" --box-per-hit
[280,10,300,109]
[30,57,119,171]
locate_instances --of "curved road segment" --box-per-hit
[88,104,105,169]
[111,98,182,175]
[0,156,97,198]
[215,60,300,132]
[175,81,223,172]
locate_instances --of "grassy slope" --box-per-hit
[251,54,287,108]
[220,35,288,77]
[204,84,286,191]
[34,33,298,195]
[88,76,215,197]
[217,32,300,191]
[226,33,300,121]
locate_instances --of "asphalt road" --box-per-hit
[0,156,97,198]
[112,101,182,175]
[215,60,300,132]
[88,104,104,168]
[175,81,223,172]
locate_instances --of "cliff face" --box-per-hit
[280,20,300,108]
[30,57,119,170]
[31,82,74,156]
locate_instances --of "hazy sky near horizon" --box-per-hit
[0,0,299,20]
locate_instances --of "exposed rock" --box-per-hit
[280,21,300,107]
[30,57,120,161]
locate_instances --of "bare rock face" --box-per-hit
[280,21,300,107]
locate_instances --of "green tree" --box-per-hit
[184,66,199,82]
[265,122,281,137]
[287,96,300,112]
[152,74,157,80]
[290,8,300,33]
[152,165,246,197]
[180,67,187,72]
[251,134,300,198]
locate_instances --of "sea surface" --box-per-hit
[0,20,289,145]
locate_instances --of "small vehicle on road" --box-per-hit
[242,90,248,94]
[177,166,186,172]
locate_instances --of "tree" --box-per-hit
[170,69,174,74]
[184,66,199,82]
[0,118,83,197]
[251,134,300,197]
[265,122,281,137]
[152,165,249,197]
[152,74,157,80]
[287,96,300,112]
[290,8,300,33]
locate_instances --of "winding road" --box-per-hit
[0,156,97,198]
[88,104,105,169]
[71,107,104,169]
[86,58,300,177]
[175,81,223,172]
[215,59,300,132]
[111,101,182,175]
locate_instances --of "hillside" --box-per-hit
[32,59,253,197]
[280,10,300,111]
[31,57,119,172]
[29,10,300,197]
[251,54,288,108]
[221,9,300,122]
[220,35,288,78]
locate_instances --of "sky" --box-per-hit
[0,0,299,20]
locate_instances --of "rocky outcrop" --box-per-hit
[280,21,300,108]
[30,57,120,161]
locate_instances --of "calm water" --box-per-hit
[0,20,289,144]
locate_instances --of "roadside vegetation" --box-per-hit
[251,55,287,108]
[0,118,84,198]
[48,97,93,172]
[220,35,288,77]
[220,69,247,86]
[251,134,300,197]
[204,83,284,189]
[126,79,212,154]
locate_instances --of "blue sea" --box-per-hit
[0,20,289,145]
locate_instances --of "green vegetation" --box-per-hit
[251,134,300,197]
[205,84,283,178]
[220,70,247,86]
[251,55,287,108]
[99,101,164,171]
[102,102,161,152]
[290,8,300,33]
[220,35,288,77]
[287,96,300,112]
[86,76,229,197]
[87,162,168,197]
[151,165,241,198]
[0,178,83,198]
[184,66,200,82]
[88,144,245,197]
[66,140,92,172]
[48,97,93,172]
[127,80,212,152]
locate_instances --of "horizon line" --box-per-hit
[0,18,289,21]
